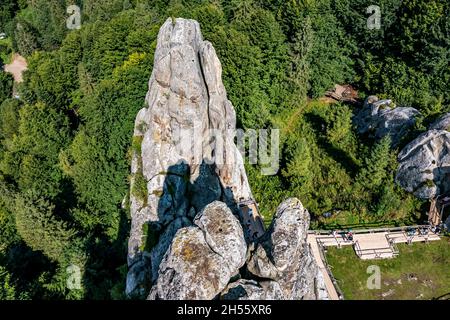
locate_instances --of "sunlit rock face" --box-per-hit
[396,129,450,199]
[126,18,327,301]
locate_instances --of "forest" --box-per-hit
[0,0,449,299]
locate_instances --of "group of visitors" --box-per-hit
[331,229,353,242]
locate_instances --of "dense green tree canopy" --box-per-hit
[0,0,448,299]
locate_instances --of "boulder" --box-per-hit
[148,201,246,300]
[193,201,247,271]
[429,113,450,131]
[354,95,420,145]
[396,129,450,199]
[246,198,327,299]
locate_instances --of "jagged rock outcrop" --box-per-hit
[354,95,420,146]
[396,129,450,199]
[126,18,327,300]
[127,17,251,267]
[147,199,326,300]
[429,113,450,131]
[149,202,246,300]
[246,198,327,299]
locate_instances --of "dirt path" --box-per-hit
[4,53,27,83]
[281,98,336,136]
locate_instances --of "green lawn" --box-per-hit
[326,237,450,300]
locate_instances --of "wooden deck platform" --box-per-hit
[307,226,441,299]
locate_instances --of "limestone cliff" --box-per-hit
[396,127,450,199]
[354,95,420,146]
[126,18,327,300]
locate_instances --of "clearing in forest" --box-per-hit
[326,238,450,300]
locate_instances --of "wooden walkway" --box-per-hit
[429,199,442,226]
[238,199,265,241]
[307,226,441,299]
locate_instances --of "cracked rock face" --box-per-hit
[126,18,327,300]
[354,95,420,146]
[149,201,246,300]
[246,198,327,300]
[396,129,450,199]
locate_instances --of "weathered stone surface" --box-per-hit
[429,113,450,131]
[396,129,450,199]
[314,268,330,300]
[193,201,247,271]
[127,18,326,301]
[354,95,420,145]
[246,198,327,300]
[127,17,252,264]
[149,227,227,300]
[149,217,192,283]
[149,201,246,300]
[292,243,327,300]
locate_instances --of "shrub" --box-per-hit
[132,171,147,207]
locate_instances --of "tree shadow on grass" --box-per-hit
[304,112,359,178]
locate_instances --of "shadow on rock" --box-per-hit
[127,160,242,298]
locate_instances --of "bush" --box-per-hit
[0,72,14,102]
[0,266,17,300]
[132,171,147,207]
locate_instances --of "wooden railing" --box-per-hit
[353,240,395,259]
[308,224,433,236]
[353,240,362,258]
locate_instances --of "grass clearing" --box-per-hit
[326,237,450,300]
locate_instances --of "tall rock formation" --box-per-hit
[244,198,328,300]
[126,18,327,300]
[127,17,251,266]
